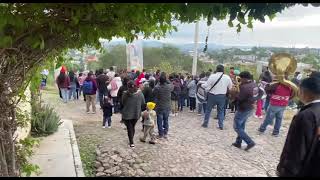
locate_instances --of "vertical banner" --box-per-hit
[126,39,143,72]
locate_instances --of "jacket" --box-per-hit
[56,75,70,89]
[107,77,122,97]
[102,100,113,117]
[270,84,293,107]
[96,74,109,93]
[153,82,174,111]
[236,81,259,111]
[277,102,320,177]
[187,80,197,98]
[121,90,145,120]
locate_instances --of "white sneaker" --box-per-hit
[197,113,202,116]
[108,126,111,129]
[189,110,193,113]
[86,111,90,114]
[254,115,258,118]
[102,126,106,128]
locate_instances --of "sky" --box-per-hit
[108,4,320,48]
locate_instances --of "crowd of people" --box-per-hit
[55,64,320,177]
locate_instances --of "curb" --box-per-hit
[63,119,85,177]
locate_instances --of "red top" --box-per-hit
[270,84,292,106]
[135,73,145,86]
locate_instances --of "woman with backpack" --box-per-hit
[121,80,145,148]
[56,66,70,103]
[107,73,122,114]
[83,71,98,114]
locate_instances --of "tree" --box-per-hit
[0,3,319,176]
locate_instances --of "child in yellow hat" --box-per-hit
[140,102,157,144]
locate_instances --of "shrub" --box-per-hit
[31,103,62,137]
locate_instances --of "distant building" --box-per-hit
[233,55,257,62]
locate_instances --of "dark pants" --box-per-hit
[59,88,63,99]
[203,94,226,128]
[178,95,185,111]
[189,97,196,111]
[229,100,238,112]
[103,116,112,127]
[156,108,170,137]
[123,119,138,145]
[76,88,79,99]
[112,97,120,113]
[99,90,107,108]
[264,96,270,111]
[185,96,189,107]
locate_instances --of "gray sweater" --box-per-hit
[121,90,145,120]
[187,80,197,98]
[153,83,174,111]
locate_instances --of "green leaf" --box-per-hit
[247,22,253,29]
[0,35,12,48]
[237,12,246,24]
[228,20,234,27]
[268,13,276,21]
[236,23,241,33]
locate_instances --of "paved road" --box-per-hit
[43,90,295,177]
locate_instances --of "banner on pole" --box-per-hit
[126,40,143,72]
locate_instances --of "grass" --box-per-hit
[76,133,104,177]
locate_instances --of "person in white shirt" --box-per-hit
[107,66,115,80]
[201,64,233,130]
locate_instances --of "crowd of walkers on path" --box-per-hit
[56,64,320,177]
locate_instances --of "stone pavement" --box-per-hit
[29,119,84,177]
[41,91,296,177]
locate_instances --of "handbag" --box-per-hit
[197,73,224,102]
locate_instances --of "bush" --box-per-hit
[31,103,62,137]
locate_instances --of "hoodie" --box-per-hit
[107,76,123,97]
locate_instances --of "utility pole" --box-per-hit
[192,21,199,75]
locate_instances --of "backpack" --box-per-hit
[171,81,181,100]
[196,84,207,103]
[83,80,93,94]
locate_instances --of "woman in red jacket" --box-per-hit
[56,66,70,103]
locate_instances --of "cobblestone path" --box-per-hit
[43,90,295,177]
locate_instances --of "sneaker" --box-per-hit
[189,110,193,113]
[232,143,242,149]
[272,133,279,137]
[140,138,146,143]
[149,141,156,144]
[258,116,263,119]
[108,126,111,129]
[218,127,223,130]
[129,144,135,148]
[254,115,259,118]
[201,124,208,128]
[197,113,202,116]
[245,143,255,151]
[86,111,90,114]
[102,126,106,128]
[91,111,96,114]
[156,135,164,139]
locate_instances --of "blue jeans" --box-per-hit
[233,110,255,145]
[60,88,69,103]
[69,86,77,100]
[103,116,112,127]
[203,94,226,128]
[263,96,270,111]
[156,108,170,137]
[197,103,207,114]
[178,95,185,110]
[259,105,286,134]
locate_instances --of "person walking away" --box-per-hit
[102,94,113,128]
[255,80,267,119]
[201,65,233,130]
[140,76,155,131]
[140,102,157,144]
[277,75,320,177]
[260,67,273,111]
[121,80,145,148]
[56,66,70,103]
[107,66,115,80]
[83,71,98,114]
[68,70,78,100]
[118,76,129,126]
[107,73,122,113]
[153,73,174,139]
[96,69,109,109]
[258,80,294,136]
[170,74,181,116]
[232,71,263,151]
[187,75,197,113]
[179,75,188,112]
[78,72,85,97]
[196,72,208,115]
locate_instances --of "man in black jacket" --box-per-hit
[96,69,109,108]
[277,75,320,177]
[232,71,262,151]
